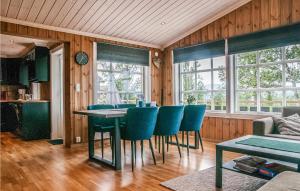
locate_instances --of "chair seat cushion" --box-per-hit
[94,125,115,132]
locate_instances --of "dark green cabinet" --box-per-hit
[0,58,21,84]
[19,62,29,86]
[26,46,49,82]
[19,102,50,140]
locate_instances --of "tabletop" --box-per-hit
[73,109,127,118]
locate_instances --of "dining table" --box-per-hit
[73,109,127,170]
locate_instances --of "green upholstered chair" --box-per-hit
[87,104,115,159]
[121,107,158,171]
[179,105,206,156]
[154,106,184,163]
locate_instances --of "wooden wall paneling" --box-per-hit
[229,119,237,139]
[261,0,271,29]
[214,19,222,40]
[209,117,216,140]
[202,117,209,139]
[222,119,230,140]
[280,0,292,25]
[270,0,281,27]
[237,119,245,137]
[80,36,91,142]
[292,0,300,22]
[17,25,28,36]
[252,0,262,32]
[244,119,253,135]
[73,35,82,143]
[228,11,236,37]
[207,23,215,41]
[201,26,208,42]
[220,15,229,38]
[215,117,223,141]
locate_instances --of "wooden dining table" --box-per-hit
[73,109,127,170]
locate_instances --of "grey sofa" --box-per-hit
[253,107,300,141]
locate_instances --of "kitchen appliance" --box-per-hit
[31,82,40,100]
[18,89,26,100]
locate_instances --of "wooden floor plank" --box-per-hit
[1,132,240,191]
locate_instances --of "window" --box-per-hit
[178,56,226,111]
[235,44,300,113]
[95,60,146,104]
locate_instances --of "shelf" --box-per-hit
[222,157,298,180]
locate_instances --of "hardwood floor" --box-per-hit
[1,132,240,191]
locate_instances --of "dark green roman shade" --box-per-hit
[228,22,300,54]
[173,39,225,64]
[97,43,149,66]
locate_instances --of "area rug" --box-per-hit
[161,167,268,191]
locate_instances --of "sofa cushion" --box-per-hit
[273,114,300,136]
[257,171,300,191]
[265,134,300,141]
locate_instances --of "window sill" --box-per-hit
[204,111,278,120]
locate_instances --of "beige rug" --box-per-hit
[161,167,268,191]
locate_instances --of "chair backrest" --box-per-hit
[122,107,158,140]
[87,104,115,127]
[154,106,184,136]
[282,106,300,117]
[115,104,136,109]
[180,105,206,131]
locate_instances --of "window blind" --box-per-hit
[228,22,300,54]
[97,43,149,66]
[173,39,225,64]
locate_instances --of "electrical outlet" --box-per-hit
[76,136,81,143]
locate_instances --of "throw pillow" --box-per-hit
[273,114,300,136]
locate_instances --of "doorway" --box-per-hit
[50,46,64,144]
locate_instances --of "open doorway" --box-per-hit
[50,45,64,144]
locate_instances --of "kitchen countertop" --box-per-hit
[0,100,50,103]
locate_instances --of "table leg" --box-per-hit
[216,147,223,188]
[88,125,95,159]
[114,117,122,170]
[298,163,300,172]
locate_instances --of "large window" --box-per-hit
[235,44,300,113]
[178,56,226,111]
[95,60,145,104]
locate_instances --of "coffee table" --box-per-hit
[216,135,300,188]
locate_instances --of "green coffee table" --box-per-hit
[216,135,300,188]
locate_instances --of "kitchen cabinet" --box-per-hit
[0,58,21,84]
[18,102,50,140]
[19,61,29,86]
[26,47,49,82]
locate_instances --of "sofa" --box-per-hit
[253,107,300,141]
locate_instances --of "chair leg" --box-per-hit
[186,131,189,156]
[135,141,138,165]
[158,136,161,153]
[198,131,204,152]
[175,134,182,158]
[155,136,157,149]
[141,140,144,166]
[181,131,184,150]
[149,139,156,165]
[123,140,126,157]
[167,136,169,152]
[101,132,104,158]
[162,136,165,163]
[131,141,134,171]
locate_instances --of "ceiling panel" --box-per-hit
[0,0,250,48]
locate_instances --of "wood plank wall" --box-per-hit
[163,0,300,105]
[0,21,162,146]
[200,117,253,142]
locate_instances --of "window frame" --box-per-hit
[93,42,151,105]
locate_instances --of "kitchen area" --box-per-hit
[0,34,61,141]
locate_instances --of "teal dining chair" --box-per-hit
[115,103,136,156]
[87,104,115,160]
[179,104,206,156]
[121,107,158,171]
[154,106,184,163]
